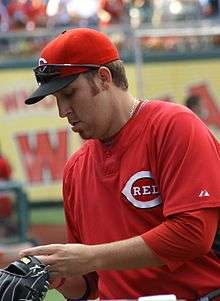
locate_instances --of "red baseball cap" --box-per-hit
[25,28,120,105]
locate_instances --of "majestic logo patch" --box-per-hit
[122,171,161,208]
[199,189,210,197]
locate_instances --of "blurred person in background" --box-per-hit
[46,0,98,27]
[184,94,220,139]
[25,0,47,30]
[199,0,220,18]
[46,0,98,28]
[46,0,75,28]
[129,0,153,28]
[8,0,29,30]
[0,0,9,31]
[151,0,202,26]
[64,0,98,28]
[184,95,204,118]
[98,0,127,28]
[1,0,9,5]
[7,0,30,30]
[7,0,46,30]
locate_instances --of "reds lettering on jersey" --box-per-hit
[122,170,161,208]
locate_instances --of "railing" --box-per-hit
[1,20,220,67]
[0,181,29,243]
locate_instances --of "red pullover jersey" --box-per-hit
[63,100,220,300]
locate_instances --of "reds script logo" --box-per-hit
[122,171,161,208]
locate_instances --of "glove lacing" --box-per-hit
[19,280,49,301]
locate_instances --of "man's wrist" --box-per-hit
[49,277,66,290]
[54,277,66,289]
[67,275,91,301]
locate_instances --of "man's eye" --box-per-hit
[63,89,76,98]
[63,92,72,98]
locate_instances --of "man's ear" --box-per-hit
[97,67,112,89]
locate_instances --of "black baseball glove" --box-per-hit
[0,255,49,301]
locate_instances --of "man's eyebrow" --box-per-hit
[64,86,76,93]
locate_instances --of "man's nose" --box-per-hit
[56,99,69,118]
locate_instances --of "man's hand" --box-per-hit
[20,243,96,278]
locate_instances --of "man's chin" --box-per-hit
[71,127,97,140]
[77,131,93,140]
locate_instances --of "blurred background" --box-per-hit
[0,0,220,300]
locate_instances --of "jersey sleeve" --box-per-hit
[150,108,220,216]
[141,208,219,271]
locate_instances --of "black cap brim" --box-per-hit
[25,74,78,105]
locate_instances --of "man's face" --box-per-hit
[54,72,114,141]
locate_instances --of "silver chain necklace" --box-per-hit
[129,99,139,118]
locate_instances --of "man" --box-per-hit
[184,95,203,118]
[20,28,220,300]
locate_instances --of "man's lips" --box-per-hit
[69,120,80,126]
[69,121,81,132]
[72,121,80,126]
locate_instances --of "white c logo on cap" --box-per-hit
[38,57,47,66]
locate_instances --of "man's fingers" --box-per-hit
[35,255,53,266]
[48,270,63,279]
[19,244,61,257]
